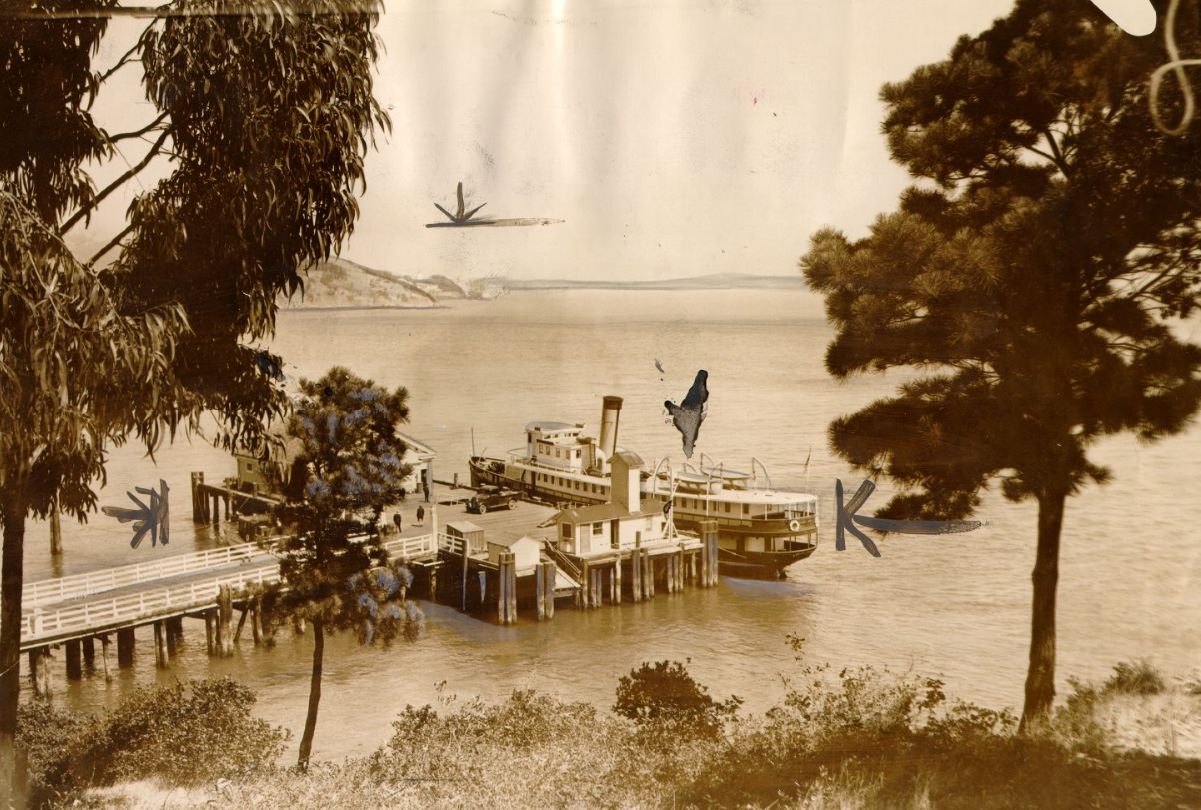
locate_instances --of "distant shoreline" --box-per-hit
[280,304,453,312]
[278,283,812,313]
[500,274,807,292]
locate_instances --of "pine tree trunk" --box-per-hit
[297,620,325,770]
[1019,488,1066,733]
[1,495,27,806]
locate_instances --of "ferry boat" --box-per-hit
[470,396,818,578]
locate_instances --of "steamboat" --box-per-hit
[470,396,818,578]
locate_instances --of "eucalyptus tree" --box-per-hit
[0,1,388,799]
[266,367,423,770]
[801,0,1201,730]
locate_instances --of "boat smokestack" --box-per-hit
[598,396,622,462]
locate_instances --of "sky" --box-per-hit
[80,0,1019,281]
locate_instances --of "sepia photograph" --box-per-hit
[1,0,1200,807]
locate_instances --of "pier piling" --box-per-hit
[204,611,216,655]
[216,586,234,656]
[82,636,95,671]
[65,639,82,680]
[252,598,263,645]
[29,648,51,698]
[191,472,206,522]
[535,563,546,620]
[543,562,556,619]
[234,607,249,643]
[49,504,62,556]
[99,635,112,682]
[116,627,135,667]
[698,520,719,587]
[508,556,518,623]
[153,621,169,669]
[495,551,517,625]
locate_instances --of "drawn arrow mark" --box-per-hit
[101,479,169,549]
[835,478,981,557]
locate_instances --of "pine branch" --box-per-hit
[1040,128,1070,178]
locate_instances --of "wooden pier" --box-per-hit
[190,471,281,527]
[15,477,726,697]
[17,530,440,697]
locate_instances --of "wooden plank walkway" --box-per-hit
[19,532,439,651]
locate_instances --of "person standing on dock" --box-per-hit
[416,505,425,526]
[392,511,403,534]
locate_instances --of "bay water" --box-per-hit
[23,289,1201,760]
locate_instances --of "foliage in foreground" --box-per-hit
[17,678,287,804]
[51,653,1201,807]
[614,659,742,739]
[47,659,1201,810]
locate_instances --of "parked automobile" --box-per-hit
[466,486,518,514]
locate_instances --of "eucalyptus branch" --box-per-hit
[106,113,168,147]
[59,128,170,235]
[95,21,155,86]
[86,223,136,268]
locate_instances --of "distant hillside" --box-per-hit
[421,274,469,298]
[285,259,439,309]
[499,272,806,291]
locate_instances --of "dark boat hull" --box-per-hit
[716,541,817,579]
[469,456,818,579]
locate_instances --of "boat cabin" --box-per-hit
[524,395,624,476]
[525,420,598,472]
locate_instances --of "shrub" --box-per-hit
[1103,659,1166,696]
[15,701,91,797]
[371,689,662,807]
[24,678,288,799]
[613,660,741,740]
[85,678,288,786]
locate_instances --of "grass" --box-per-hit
[24,659,1201,809]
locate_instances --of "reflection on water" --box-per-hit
[21,290,1201,761]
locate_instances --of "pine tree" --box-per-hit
[801,0,1201,730]
[266,367,423,769]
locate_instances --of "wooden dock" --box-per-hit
[190,471,281,527]
[14,477,723,697]
[17,531,440,697]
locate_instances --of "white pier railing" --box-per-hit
[20,531,444,649]
[23,541,271,607]
[22,564,282,646]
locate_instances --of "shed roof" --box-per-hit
[488,534,543,548]
[396,431,436,459]
[552,497,667,525]
[445,520,484,535]
[611,450,645,468]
